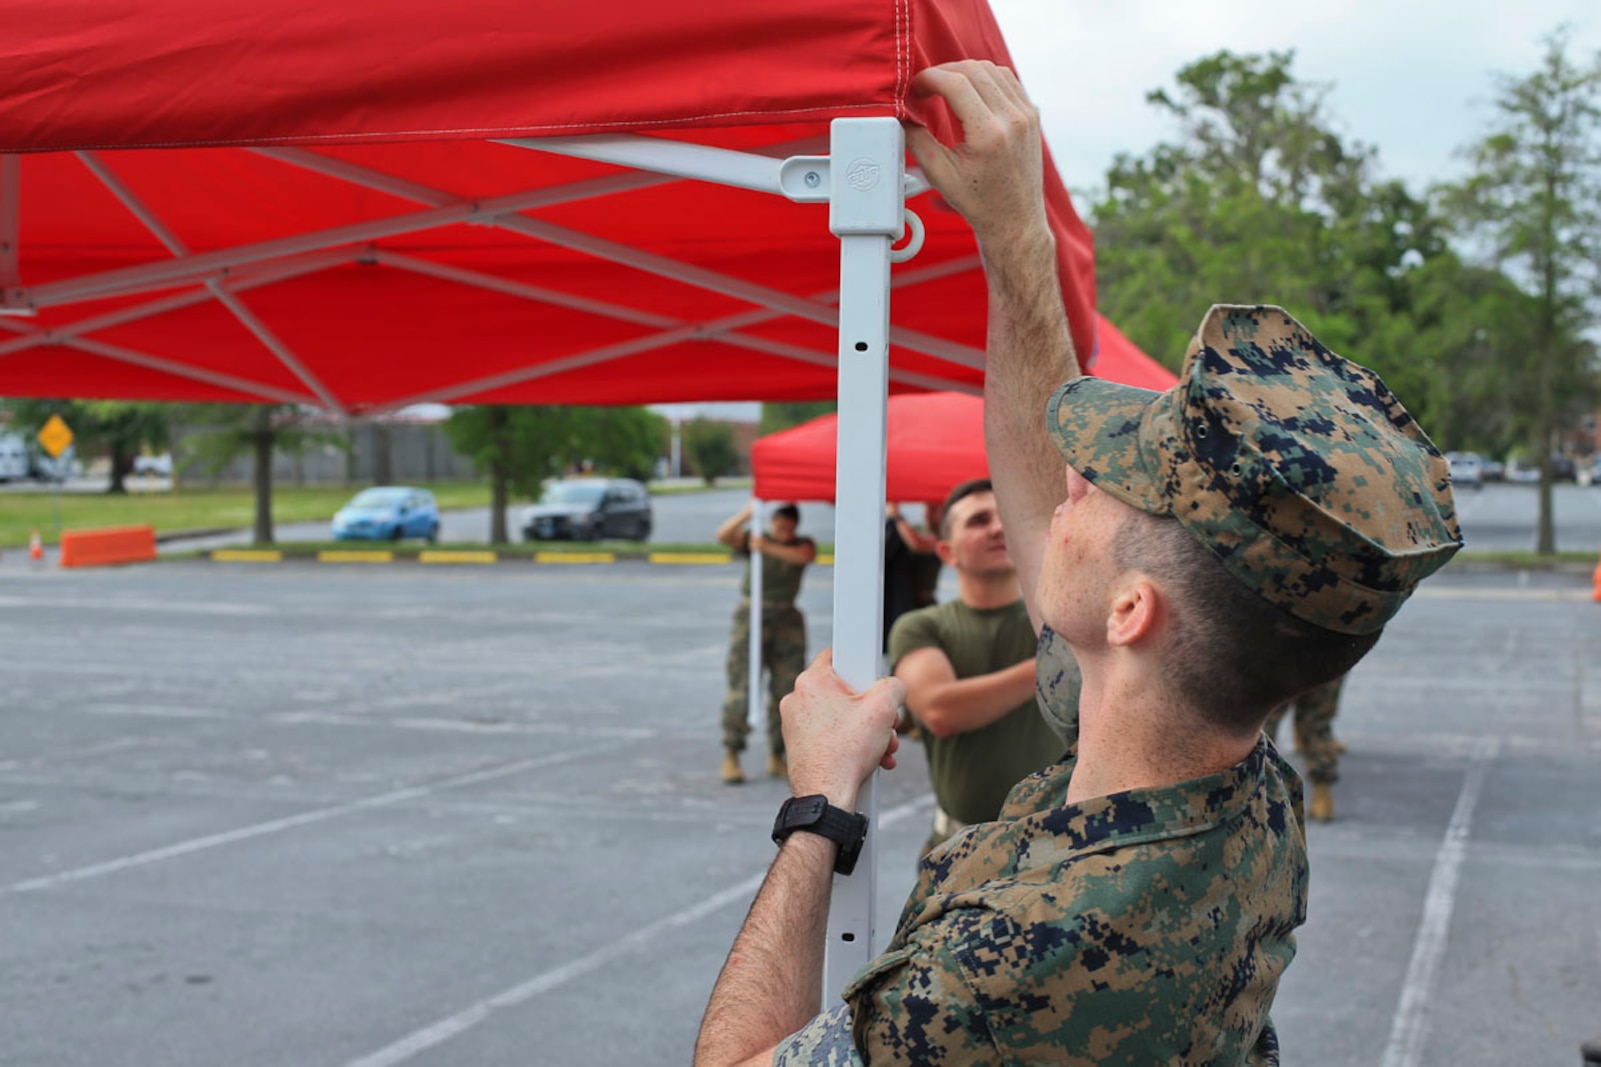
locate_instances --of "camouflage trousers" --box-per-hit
[721,601,806,757]
[1265,674,1345,785]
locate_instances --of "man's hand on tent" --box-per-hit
[780,651,903,811]
[906,60,1048,254]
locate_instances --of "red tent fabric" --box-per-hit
[0,0,1123,412]
[752,317,1176,503]
[1089,315,1177,391]
[754,391,985,505]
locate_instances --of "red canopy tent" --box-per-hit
[0,0,1118,410]
[1,0,1132,1002]
[752,317,1176,504]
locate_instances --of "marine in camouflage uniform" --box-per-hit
[694,64,1461,1067]
[1265,674,1346,821]
[717,503,814,781]
[765,301,1462,1065]
[721,569,809,757]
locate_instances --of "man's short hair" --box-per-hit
[771,503,800,524]
[937,478,993,540]
[1116,509,1380,733]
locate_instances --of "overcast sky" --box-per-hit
[645,7,1601,421]
[988,1,1601,197]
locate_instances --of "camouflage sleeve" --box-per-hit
[772,1003,864,1067]
[845,913,1003,1065]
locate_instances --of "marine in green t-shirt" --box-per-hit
[888,479,1075,852]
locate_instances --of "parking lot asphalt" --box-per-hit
[0,560,1597,1066]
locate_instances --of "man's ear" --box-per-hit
[934,539,957,567]
[1106,577,1160,648]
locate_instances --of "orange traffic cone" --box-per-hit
[29,530,43,562]
[1592,555,1601,603]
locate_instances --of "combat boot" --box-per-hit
[721,750,744,785]
[766,753,788,779]
[1308,781,1335,822]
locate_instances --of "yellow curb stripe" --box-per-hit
[815,553,834,565]
[317,550,394,564]
[419,551,498,565]
[648,553,733,565]
[212,549,283,563]
[536,552,615,564]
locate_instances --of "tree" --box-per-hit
[760,401,834,435]
[1437,27,1601,553]
[1085,48,1561,465]
[7,399,171,492]
[683,418,738,486]
[445,405,669,542]
[181,405,335,545]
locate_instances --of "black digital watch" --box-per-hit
[771,794,868,876]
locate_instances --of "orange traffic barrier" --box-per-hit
[59,525,157,568]
[1593,556,1600,603]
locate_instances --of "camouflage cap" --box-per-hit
[1046,305,1462,635]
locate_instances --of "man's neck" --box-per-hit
[1066,657,1258,805]
[956,569,1021,611]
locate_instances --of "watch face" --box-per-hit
[790,796,827,823]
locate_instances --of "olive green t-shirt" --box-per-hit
[736,532,813,605]
[888,599,1065,825]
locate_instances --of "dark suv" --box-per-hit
[521,478,652,541]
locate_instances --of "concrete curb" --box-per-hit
[202,549,838,567]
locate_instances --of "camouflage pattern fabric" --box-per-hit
[774,734,1308,1065]
[720,601,805,756]
[1046,305,1462,636]
[774,1002,859,1066]
[1034,624,1082,749]
[1264,675,1346,785]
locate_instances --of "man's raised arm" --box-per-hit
[907,61,1079,630]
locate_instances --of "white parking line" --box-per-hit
[0,594,273,615]
[3,743,611,895]
[340,793,936,1067]
[1378,735,1499,1067]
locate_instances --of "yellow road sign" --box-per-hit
[37,414,73,458]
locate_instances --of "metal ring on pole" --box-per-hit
[888,209,924,264]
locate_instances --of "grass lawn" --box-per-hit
[1450,549,1599,569]
[0,482,490,549]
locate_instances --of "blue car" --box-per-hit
[331,486,441,542]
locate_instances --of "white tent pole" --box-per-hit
[366,258,983,413]
[506,133,934,201]
[0,250,354,359]
[76,152,347,414]
[747,498,766,732]
[822,116,903,1005]
[490,212,981,369]
[18,176,664,309]
[61,336,318,405]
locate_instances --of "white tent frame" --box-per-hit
[0,117,933,1004]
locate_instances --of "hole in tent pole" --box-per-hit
[841,932,856,942]
[854,342,868,352]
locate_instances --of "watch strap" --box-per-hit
[772,794,868,876]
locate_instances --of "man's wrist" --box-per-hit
[788,782,859,813]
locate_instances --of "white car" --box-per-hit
[132,453,173,477]
[1446,451,1484,490]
